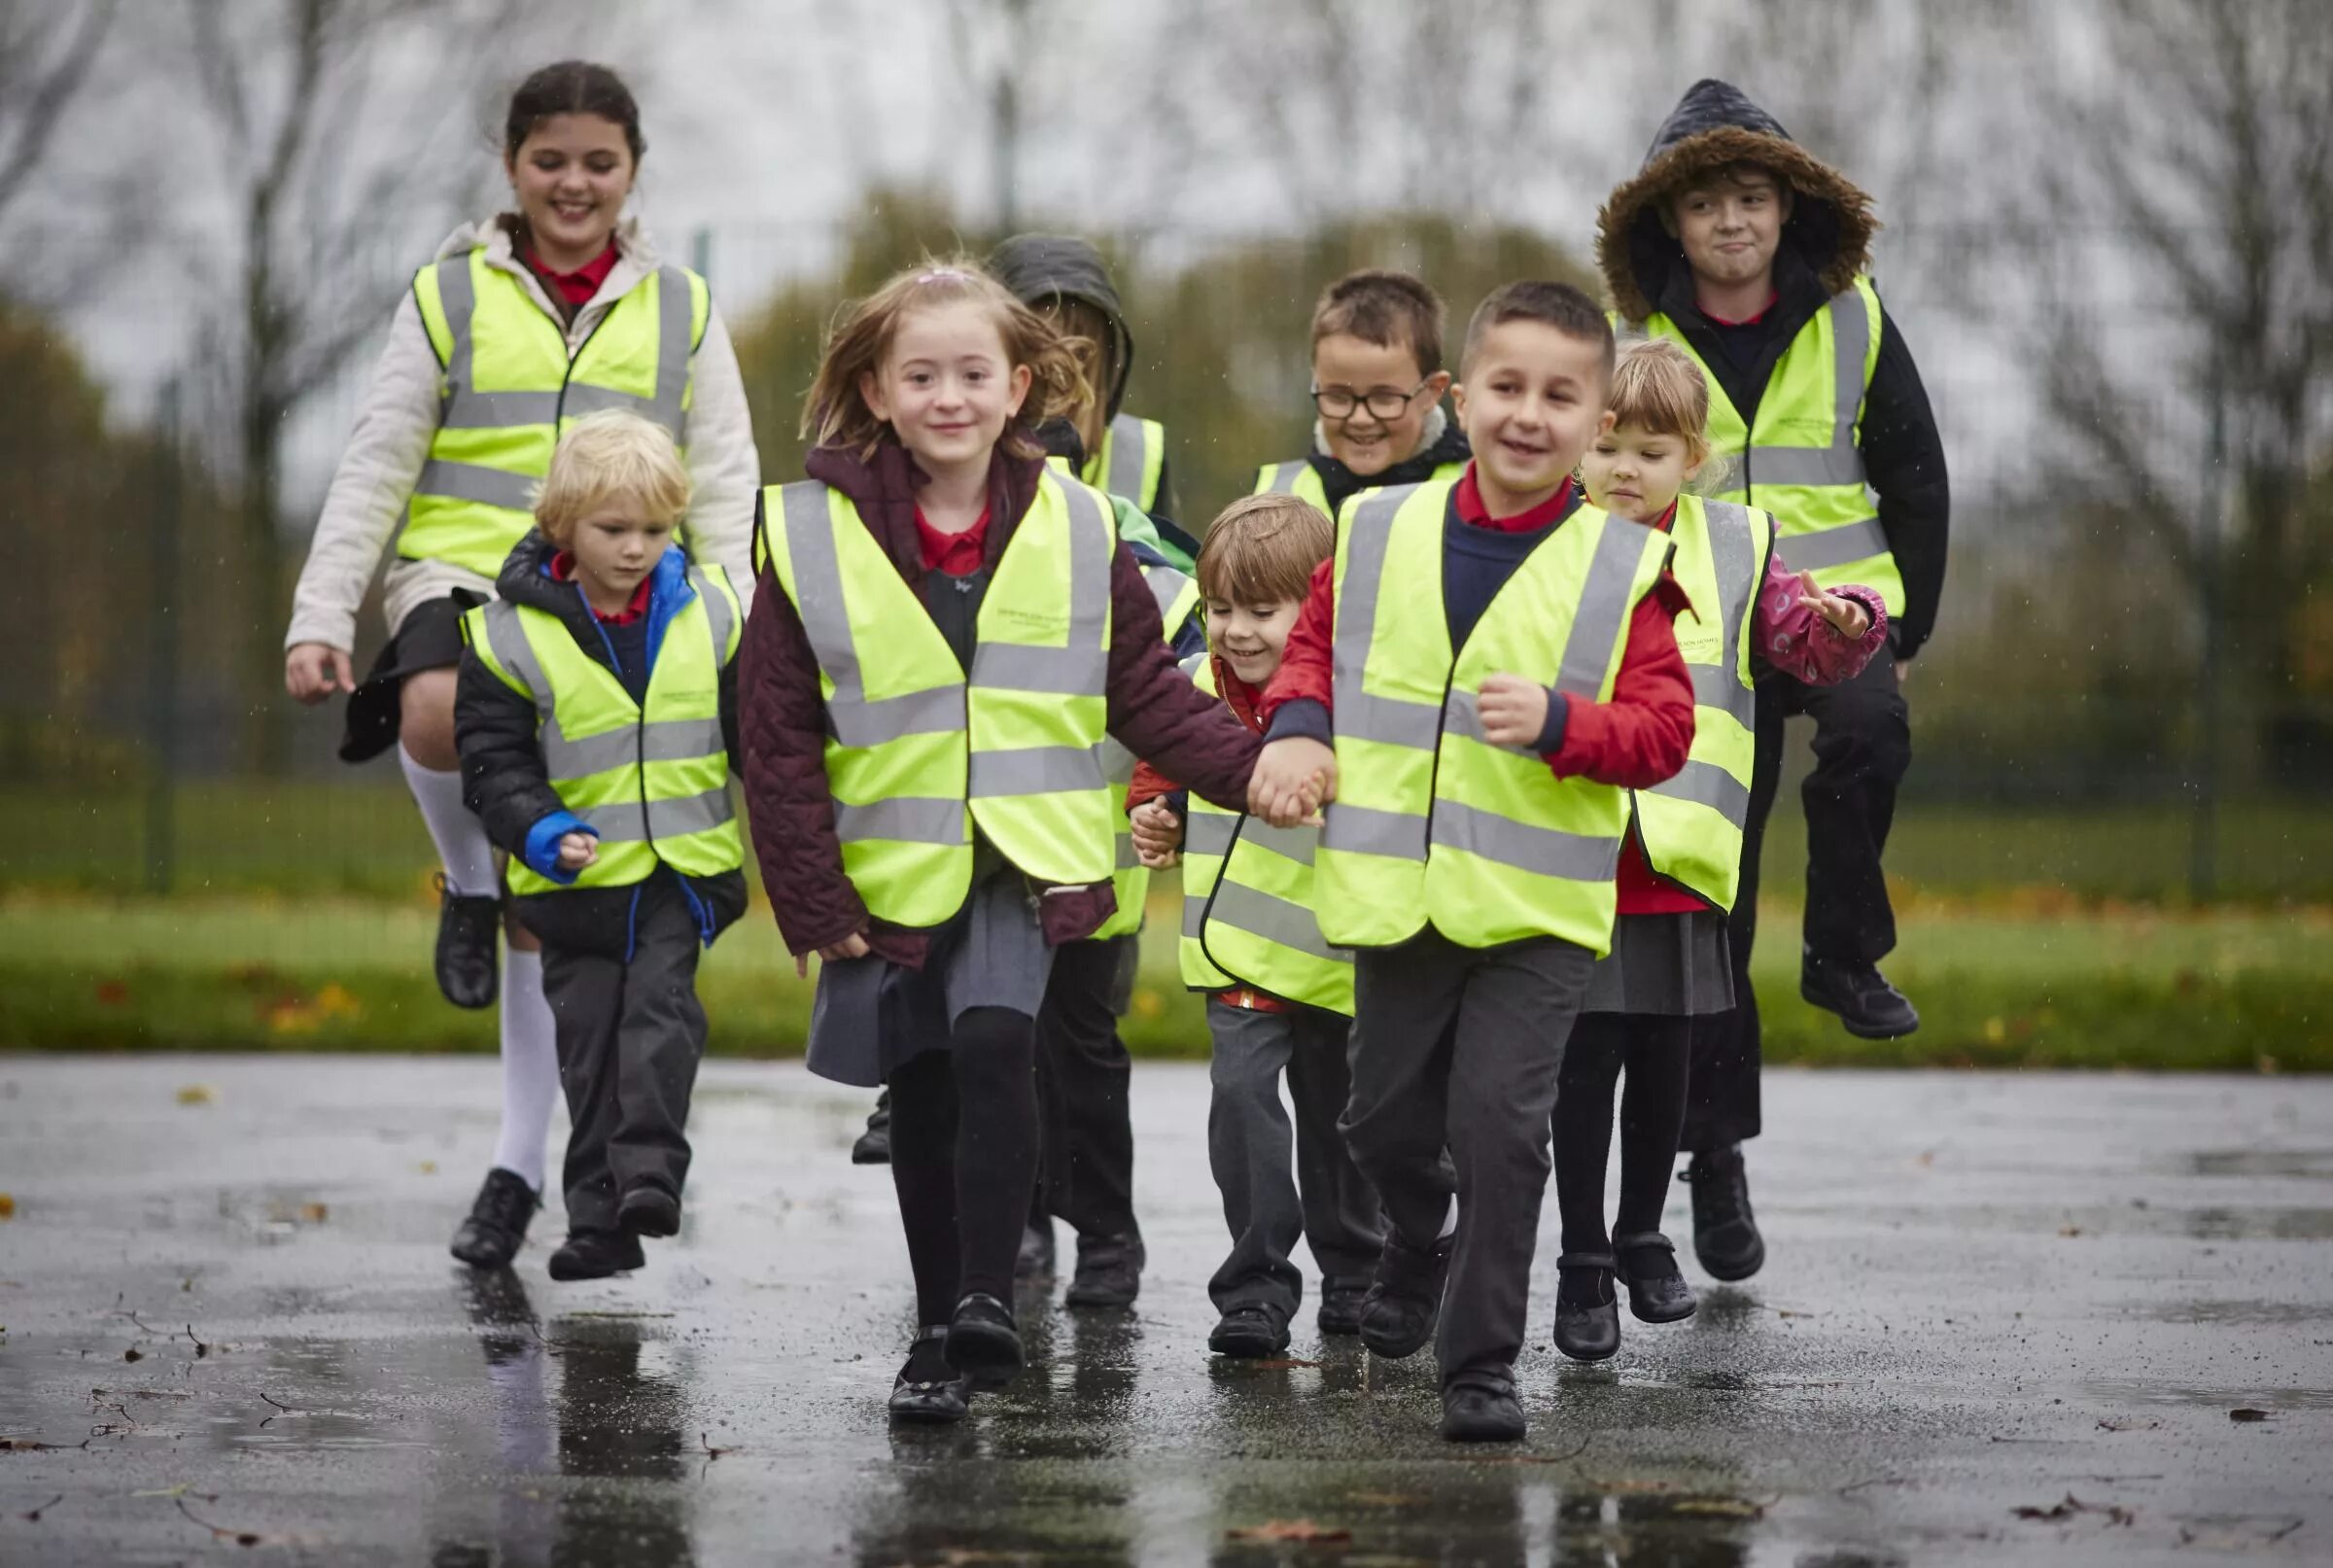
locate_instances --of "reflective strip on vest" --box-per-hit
[1095,554,1197,941]
[1091,413,1166,512]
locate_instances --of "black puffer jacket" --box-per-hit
[455,530,747,958]
[1595,79,1950,660]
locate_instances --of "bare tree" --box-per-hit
[0,1,123,295]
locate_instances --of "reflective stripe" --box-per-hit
[417,459,537,512]
[1430,798,1620,881]
[1235,819,1319,867]
[440,389,561,429]
[1144,562,1194,623]
[1749,444,1864,487]
[1554,516,1654,697]
[1265,463,1303,495]
[577,785,734,843]
[544,717,724,779]
[1115,832,1139,870]
[435,260,693,436]
[1442,686,1545,754]
[967,479,1112,698]
[1691,664,1756,727]
[1321,802,1427,862]
[1331,484,1416,709]
[1648,757,1752,825]
[1697,502,1758,729]
[1206,880,1345,963]
[1186,812,1237,855]
[1097,734,1136,787]
[1743,288,1871,491]
[781,481,965,746]
[971,643,1105,695]
[480,602,551,722]
[436,254,475,397]
[560,382,661,420]
[1106,415,1149,502]
[648,265,693,432]
[1779,515,1889,571]
[1337,689,1442,749]
[690,568,735,659]
[968,745,1104,797]
[836,796,966,846]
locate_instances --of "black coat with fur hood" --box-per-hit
[1596,80,1949,660]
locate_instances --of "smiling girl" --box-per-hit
[283,61,759,1272]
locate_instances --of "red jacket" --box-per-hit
[739,441,1262,964]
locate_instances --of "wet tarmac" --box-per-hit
[1,1056,2327,1565]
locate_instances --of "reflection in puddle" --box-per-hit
[2180,1149,2333,1180]
[2078,1377,2333,1410]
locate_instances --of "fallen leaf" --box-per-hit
[122,1346,143,1363]
[175,1085,215,1106]
[1246,1357,1325,1370]
[1225,1519,1353,1543]
[417,1161,437,1175]
[298,1202,329,1224]
[2096,1416,2160,1432]
[95,980,129,1007]
[2059,1225,2084,1237]
[1671,1497,1766,1518]
[2228,1408,2276,1422]
[0,1194,14,1220]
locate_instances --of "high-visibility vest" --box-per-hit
[1084,412,1167,515]
[1252,456,1470,517]
[1091,554,1203,941]
[1633,496,1770,911]
[1642,276,1899,614]
[404,248,710,577]
[1314,480,1670,956]
[760,470,1119,927]
[1176,653,1355,1013]
[463,562,743,896]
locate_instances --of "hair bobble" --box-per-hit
[916,267,971,284]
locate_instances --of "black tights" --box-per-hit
[888,1006,1041,1327]
[1551,1013,1691,1261]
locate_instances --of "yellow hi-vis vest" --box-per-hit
[761,470,1118,927]
[1633,497,1770,911]
[1084,413,1167,515]
[1643,276,1898,614]
[1091,553,1203,941]
[1176,652,1356,1014]
[1254,456,1471,516]
[404,248,710,577]
[1314,479,1671,957]
[463,563,744,897]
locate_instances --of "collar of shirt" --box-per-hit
[549,550,654,623]
[915,505,992,576]
[1454,465,1578,534]
[1210,652,1269,735]
[1700,288,1780,328]
[523,241,620,309]
[1648,499,1681,534]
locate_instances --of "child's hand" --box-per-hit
[556,832,598,871]
[1477,674,1551,749]
[1796,571,1871,640]
[284,643,354,704]
[1130,800,1184,868]
[1250,738,1335,827]
[794,929,872,979]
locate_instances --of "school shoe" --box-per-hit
[448,1167,538,1270]
[1206,1304,1291,1359]
[1016,1216,1057,1280]
[1316,1276,1371,1337]
[1683,1144,1766,1281]
[1440,1371,1527,1443]
[1800,955,1921,1039]
[434,876,501,1011]
[1358,1231,1453,1360]
[618,1184,680,1239]
[546,1229,644,1281]
[1613,1232,1698,1323]
[945,1293,1024,1387]
[1065,1233,1144,1308]
[888,1329,972,1424]
[851,1090,892,1165]
[1551,1252,1621,1362]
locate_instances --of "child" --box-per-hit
[1249,282,1696,1443]
[1253,269,1472,519]
[739,261,1263,1425]
[1125,494,1383,1358]
[454,409,749,1282]
[1550,338,1887,1361]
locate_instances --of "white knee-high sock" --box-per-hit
[400,745,499,898]
[492,950,560,1190]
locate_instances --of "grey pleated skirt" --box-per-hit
[1581,909,1735,1018]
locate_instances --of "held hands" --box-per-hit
[1795,571,1871,641]
[1477,673,1551,749]
[1249,737,1335,828]
[1130,800,1185,868]
[555,832,599,872]
[794,930,872,979]
[285,643,355,704]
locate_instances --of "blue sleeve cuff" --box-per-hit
[1264,698,1333,745]
[1535,689,1571,755]
[522,811,597,885]
[1165,788,1191,819]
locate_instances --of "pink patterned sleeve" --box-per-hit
[1755,548,1889,686]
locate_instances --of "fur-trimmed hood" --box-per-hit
[1595,79,1877,324]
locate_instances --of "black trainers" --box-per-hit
[1801,955,1920,1038]
[945,1293,1024,1387]
[1440,1372,1526,1443]
[618,1184,680,1239]
[546,1228,644,1281]
[1613,1231,1697,1323]
[1208,1304,1292,1359]
[1358,1230,1453,1360]
[434,876,501,1011]
[888,1329,971,1424]
[1316,1277,1370,1337]
[1065,1233,1144,1308]
[1683,1144,1765,1281]
[449,1167,538,1269]
[1016,1216,1057,1280]
[1551,1253,1621,1362]
[851,1091,891,1166]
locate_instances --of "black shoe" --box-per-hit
[851,1092,891,1166]
[1064,1233,1144,1307]
[1316,1277,1370,1337]
[1551,1253,1621,1362]
[434,876,501,1011]
[1613,1231,1697,1323]
[546,1229,644,1281]
[618,1185,680,1239]
[1440,1373,1526,1443]
[449,1167,538,1269]
[945,1293,1023,1387]
[1358,1230,1453,1360]
[1801,955,1920,1038]
[1208,1305,1292,1359]
[1683,1144,1765,1281]
[888,1329,971,1424]
[1016,1217,1057,1281]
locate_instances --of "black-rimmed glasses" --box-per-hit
[1310,379,1432,421]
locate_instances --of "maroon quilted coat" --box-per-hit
[740,440,1259,964]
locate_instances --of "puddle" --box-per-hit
[2121,1298,2329,1326]
[2076,1378,2333,1411]
[2178,1149,2333,1180]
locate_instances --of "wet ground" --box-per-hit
[0,1056,2327,1566]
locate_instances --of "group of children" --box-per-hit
[289,60,1916,1448]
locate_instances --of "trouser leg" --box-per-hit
[1204,999,1304,1316]
[540,944,623,1236]
[1551,1013,1628,1256]
[1031,936,1139,1240]
[1799,655,1911,963]
[1341,930,1470,1251]
[603,885,706,1205]
[1284,1009,1384,1285]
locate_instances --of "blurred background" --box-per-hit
[1,0,2326,1066]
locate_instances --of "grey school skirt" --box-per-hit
[804,863,1055,1089]
[1581,909,1735,1018]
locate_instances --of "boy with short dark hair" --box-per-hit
[1249,281,1697,1443]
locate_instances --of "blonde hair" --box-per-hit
[533,409,691,546]
[1197,493,1333,607]
[801,258,1092,461]
[1607,338,1715,471]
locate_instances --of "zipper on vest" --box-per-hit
[552,303,618,427]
